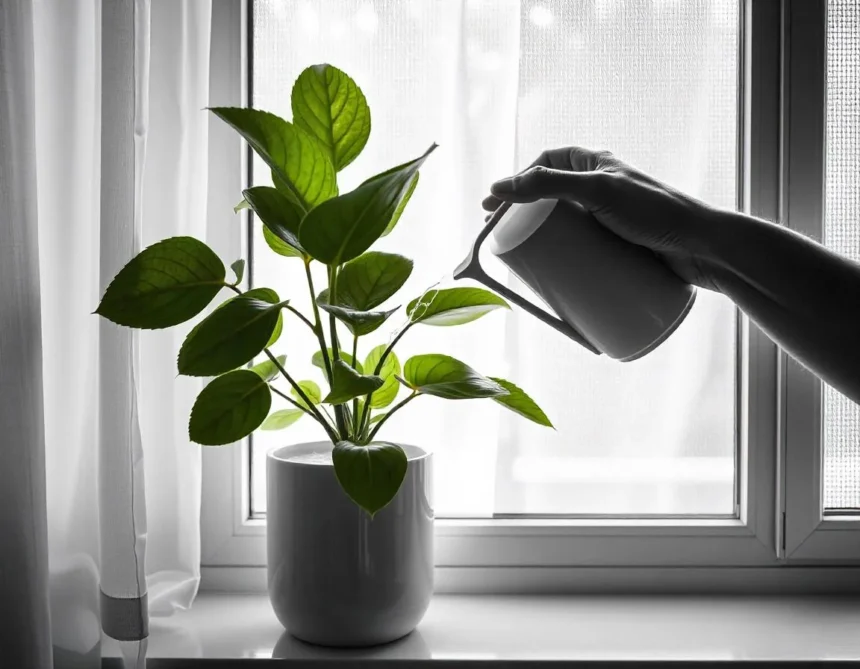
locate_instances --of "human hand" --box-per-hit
[483,147,725,290]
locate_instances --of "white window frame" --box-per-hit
[200,0,860,592]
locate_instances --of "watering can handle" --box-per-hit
[453,203,601,355]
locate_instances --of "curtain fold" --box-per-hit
[1,1,213,666]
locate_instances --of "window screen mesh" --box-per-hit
[824,0,860,510]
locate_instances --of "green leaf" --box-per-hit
[368,413,386,426]
[322,360,384,405]
[298,144,437,265]
[407,287,509,326]
[244,288,284,347]
[381,173,418,237]
[291,379,322,410]
[243,186,306,257]
[317,301,397,337]
[332,441,407,517]
[250,354,286,382]
[96,236,226,329]
[324,252,413,310]
[403,354,509,400]
[364,346,400,409]
[261,408,304,431]
[488,377,553,428]
[209,107,337,211]
[177,296,283,377]
[234,198,250,213]
[230,258,245,285]
[291,64,371,172]
[262,226,304,259]
[189,369,271,445]
[312,349,363,374]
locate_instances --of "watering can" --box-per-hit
[453,198,697,362]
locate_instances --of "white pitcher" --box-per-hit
[454,198,697,361]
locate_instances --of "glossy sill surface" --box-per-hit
[101,593,860,664]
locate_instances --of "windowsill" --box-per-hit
[102,593,860,666]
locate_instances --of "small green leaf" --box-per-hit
[488,377,553,428]
[178,296,282,377]
[332,441,408,517]
[291,379,322,410]
[312,349,363,374]
[261,408,304,431]
[96,236,226,329]
[230,259,246,285]
[382,173,418,237]
[244,288,284,347]
[262,226,304,259]
[403,354,508,400]
[244,186,306,258]
[234,198,250,213]
[323,252,413,310]
[407,287,509,326]
[299,144,437,265]
[250,354,286,382]
[323,360,384,405]
[209,107,337,211]
[291,64,371,172]
[368,413,386,426]
[317,301,398,337]
[364,346,401,409]
[189,369,271,445]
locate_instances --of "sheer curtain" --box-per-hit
[250,0,739,518]
[1,1,213,666]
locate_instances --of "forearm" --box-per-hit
[698,209,860,403]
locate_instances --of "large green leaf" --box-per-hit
[323,360,384,405]
[312,349,363,374]
[364,346,400,409]
[291,379,322,410]
[177,296,282,377]
[403,354,508,400]
[332,441,407,517]
[243,186,306,257]
[317,301,397,337]
[407,287,509,326]
[209,107,337,211]
[250,354,286,382]
[299,144,437,265]
[291,64,371,172]
[381,173,418,237]
[324,252,413,310]
[96,236,225,329]
[261,408,304,431]
[488,377,553,428]
[189,369,271,445]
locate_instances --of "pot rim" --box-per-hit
[267,441,432,467]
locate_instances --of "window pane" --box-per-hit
[249,0,738,518]
[824,0,860,511]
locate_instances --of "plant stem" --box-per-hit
[264,349,338,442]
[283,304,315,332]
[351,335,360,436]
[367,392,419,442]
[358,322,414,436]
[270,386,339,440]
[304,260,333,384]
[327,265,349,438]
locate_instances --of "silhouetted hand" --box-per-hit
[482,147,724,290]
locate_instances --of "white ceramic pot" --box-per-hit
[267,441,434,647]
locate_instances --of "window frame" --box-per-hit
[200,0,860,591]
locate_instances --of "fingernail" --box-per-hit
[490,178,514,195]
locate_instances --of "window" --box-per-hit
[200,0,860,586]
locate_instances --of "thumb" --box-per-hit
[490,166,605,208]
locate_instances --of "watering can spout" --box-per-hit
[454,203,602,354]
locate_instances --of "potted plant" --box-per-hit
[96,64,552,647]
